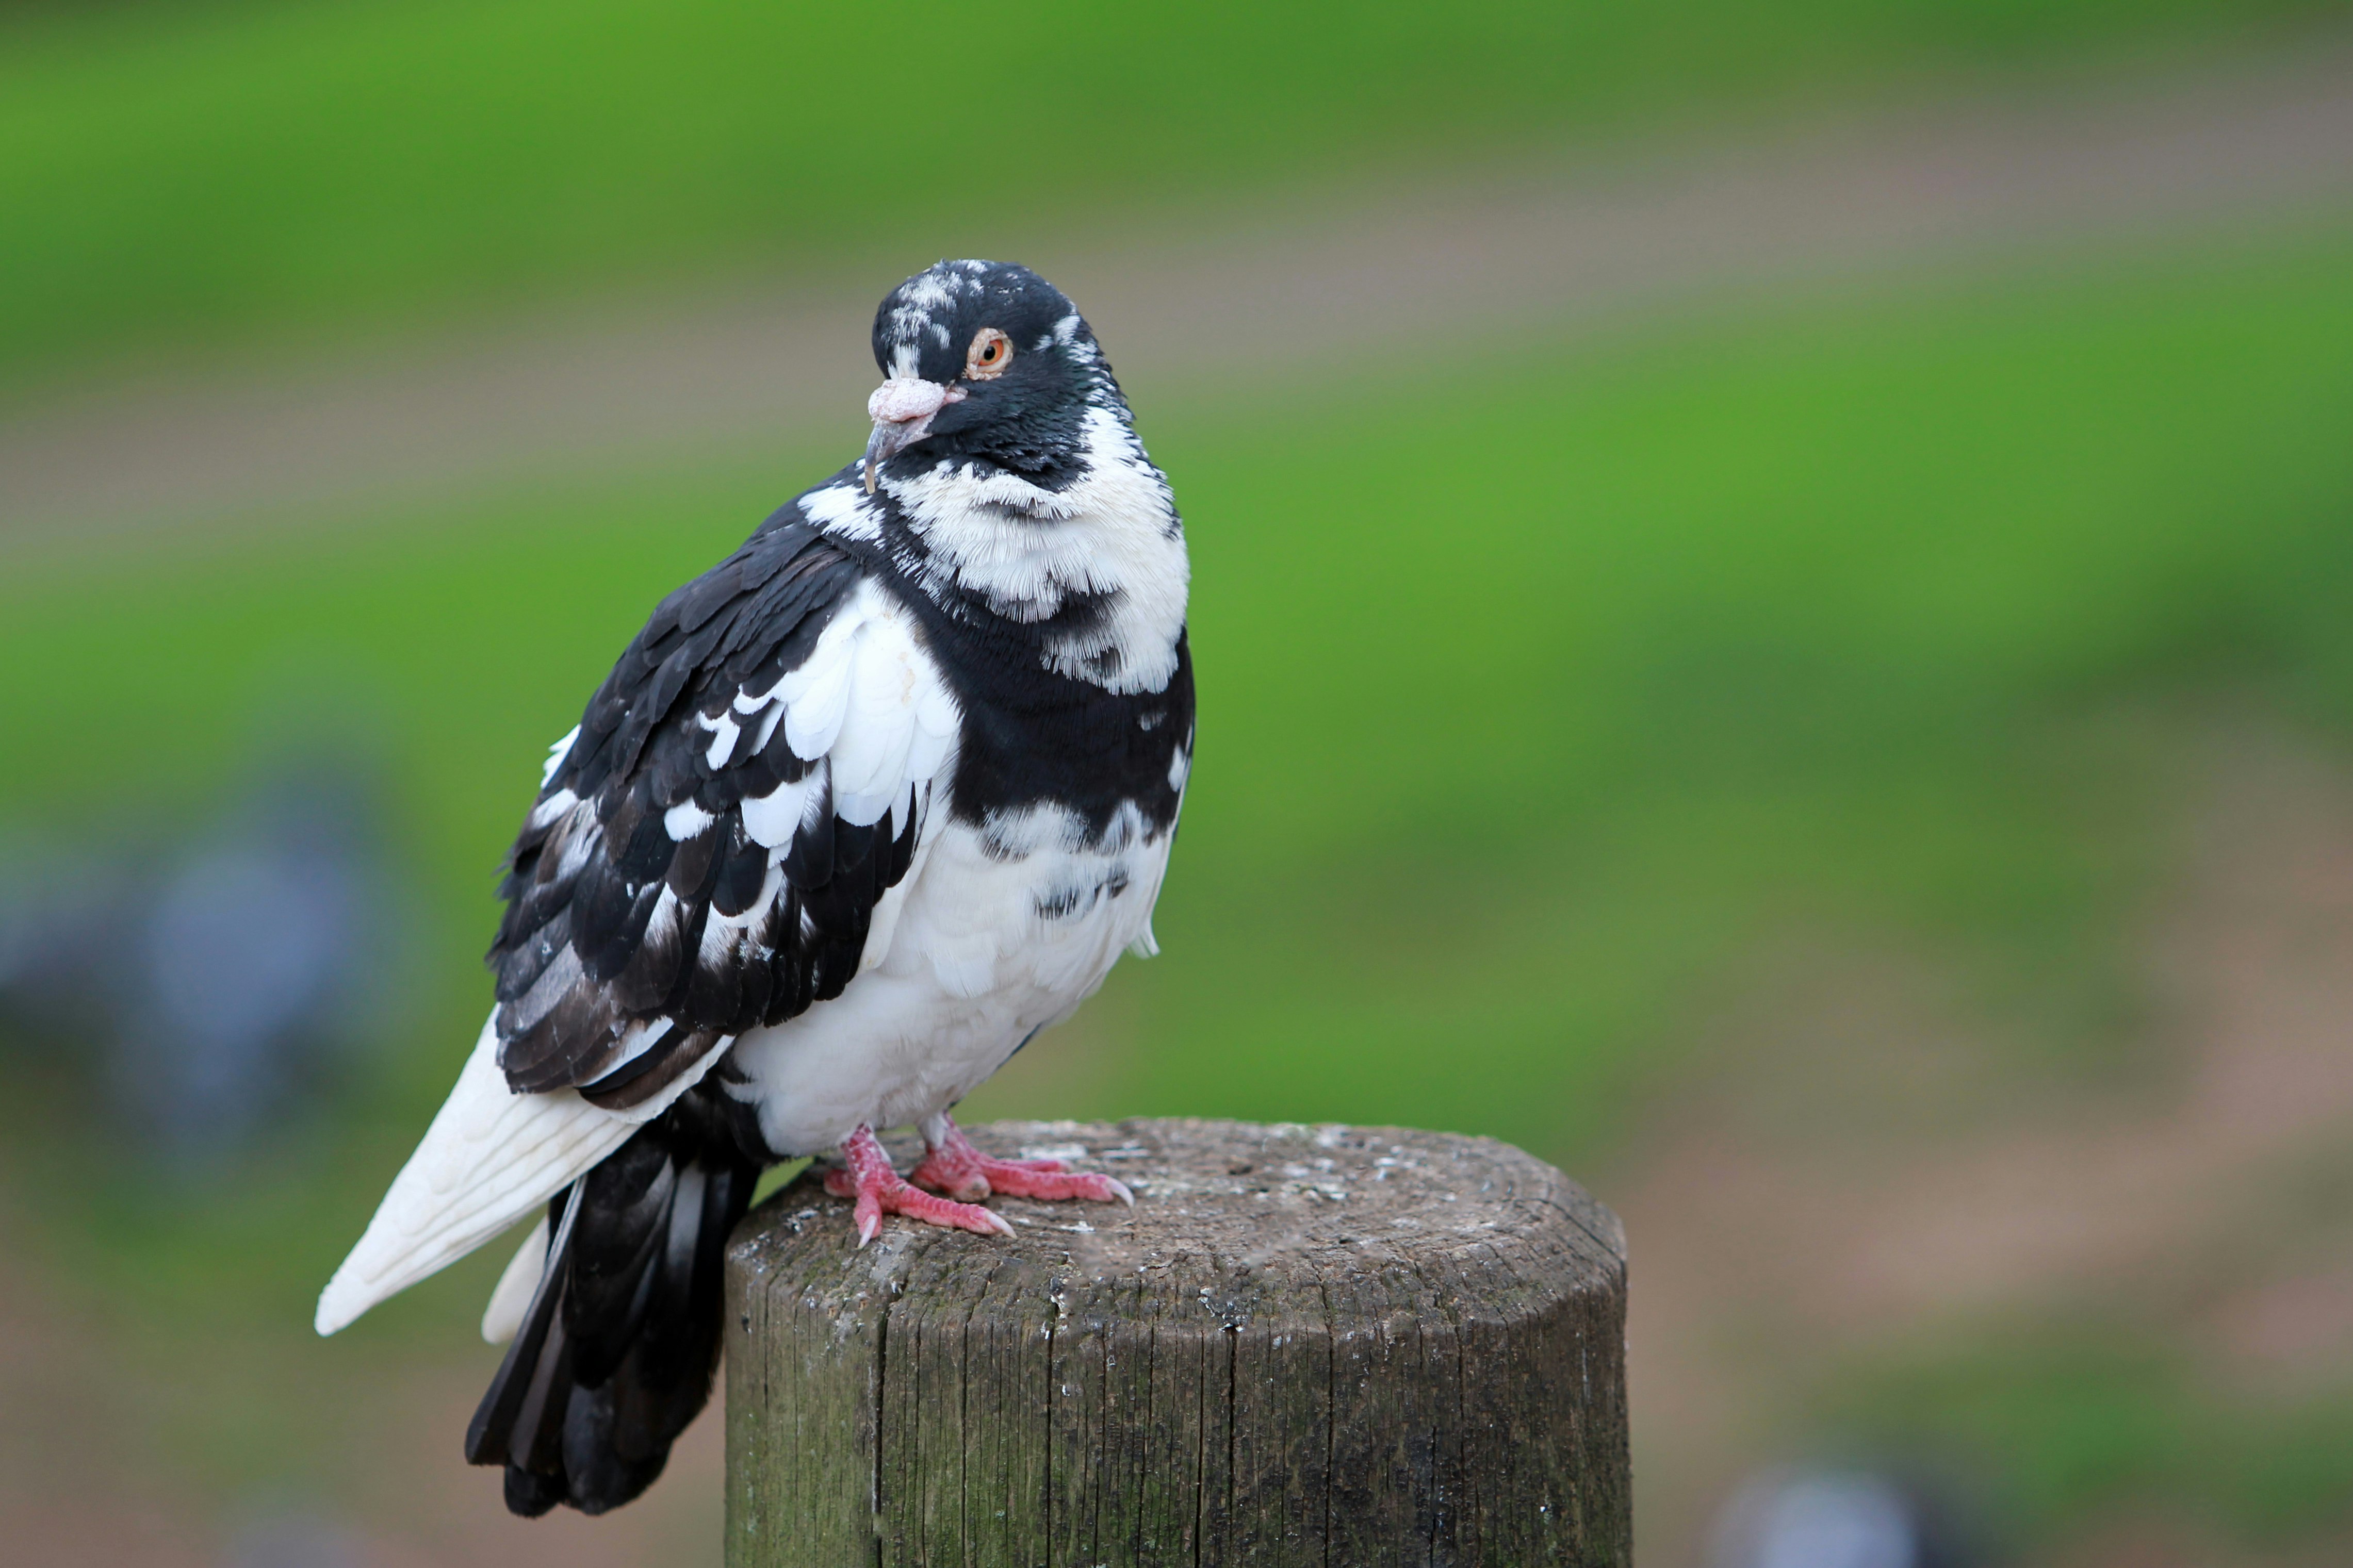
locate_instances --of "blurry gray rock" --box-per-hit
[221,1507,367,1568]
[1712,1466,1981,1568]
[0,760,415,1159]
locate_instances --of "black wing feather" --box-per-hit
[486,517,931,1108]
[465,1102,759,1515]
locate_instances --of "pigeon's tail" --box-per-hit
[464,1108,759,1517]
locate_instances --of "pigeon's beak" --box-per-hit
[863,377,963,493]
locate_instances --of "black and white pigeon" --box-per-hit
[315,260,1193,1516]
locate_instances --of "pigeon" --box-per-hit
[315,260,1193,1517]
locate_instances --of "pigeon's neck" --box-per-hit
[869,406,1190,697]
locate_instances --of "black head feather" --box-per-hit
[870,259,1121,484]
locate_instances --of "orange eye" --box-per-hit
[966,327,1013,379]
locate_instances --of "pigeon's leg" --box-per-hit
[821,1124,1014,1246]
[908,1113,1136,1206]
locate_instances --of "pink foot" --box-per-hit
[822,1124,1014,1247]
[908,1115,1136,1207]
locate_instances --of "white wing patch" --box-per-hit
[738,772,820,848]
[700,579,959,856]
[663,799,715,839]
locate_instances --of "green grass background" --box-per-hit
[11,223,2353,1543]
[1,0,2339,378]
[9,233,2351,1144]
[6,0,2353,1553]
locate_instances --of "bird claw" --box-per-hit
[827,1125,1016,1245]
[823,1118,1133,1247]
[909,1119,1136,1207]
[954,1160,1134,1206]
[822,1160,1012,1244]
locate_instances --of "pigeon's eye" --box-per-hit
[966,328,1014,380]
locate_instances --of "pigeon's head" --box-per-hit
[862,260,1116,493]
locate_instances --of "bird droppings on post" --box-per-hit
[725,1116,1630,1566]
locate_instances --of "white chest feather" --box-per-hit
[725,800,1173,1156]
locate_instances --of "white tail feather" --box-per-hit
[481,1215,550,1345]
[315,1014,729,1336]
[315,1016,629,1335]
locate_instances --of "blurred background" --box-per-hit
[4,2,2352,1563]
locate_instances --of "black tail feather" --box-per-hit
[465,1108,758,1516]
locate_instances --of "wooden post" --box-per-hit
[724,1117,1630,1566]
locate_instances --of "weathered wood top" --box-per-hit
[733,1116,1624,1322]
[726,1118,1630,1566]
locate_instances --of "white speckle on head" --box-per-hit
[881,262,992,374]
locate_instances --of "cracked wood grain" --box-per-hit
[725,1118,1629,1567]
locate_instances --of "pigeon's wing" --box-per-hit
[317,514,960,1334]
[487,518,956,1109]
